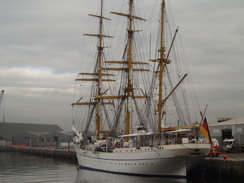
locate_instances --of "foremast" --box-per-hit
[95,0,106,138]
[72,0,113,139]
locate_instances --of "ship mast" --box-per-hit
[72,0,113,139]
[96,0,104,138]
[110,0,146,141]
[125,0,134,141]
[157,0,166,132]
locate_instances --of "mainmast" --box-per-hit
[110,0,146,141]
[125,0,134,141]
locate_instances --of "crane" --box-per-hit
[0,90,5,122]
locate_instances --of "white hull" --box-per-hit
[74,143,210,177]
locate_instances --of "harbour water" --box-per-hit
[0,152,187,183]
[2,151,243,183]
[0,152,76,183]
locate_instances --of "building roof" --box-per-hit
[28,132,51,136]
[13,132,46,139]
[0,122,63,141]
[209,117,244,127]
[37,131,73,139]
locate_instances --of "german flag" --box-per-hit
[200,117,211,143]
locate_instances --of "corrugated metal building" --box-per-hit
[209,117,244,149]
[0,122,63,146]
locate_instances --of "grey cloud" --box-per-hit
[0,0,243,130]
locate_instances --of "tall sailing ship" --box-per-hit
[72,0,211,177]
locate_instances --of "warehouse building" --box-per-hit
[209,117,244,150]
[13,131,73,148]
[0,122,63,146]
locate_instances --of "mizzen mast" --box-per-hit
[157,0,166,132]
[151,0,171,132]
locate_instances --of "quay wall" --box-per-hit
[0,147,77,163]
[203,158,244,182]
[205,158,244,176]
[188,156,244,182]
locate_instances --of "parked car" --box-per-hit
[223,139,239,153]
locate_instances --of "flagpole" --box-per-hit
[198,104,208,132]
[198,105,216,155]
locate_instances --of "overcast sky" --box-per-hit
[0,0,243,131]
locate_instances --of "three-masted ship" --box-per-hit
[72,0,211,177]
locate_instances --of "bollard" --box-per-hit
[223,155,228,160]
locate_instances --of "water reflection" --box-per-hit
[0,152,77,183]
[75,168,187,183]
